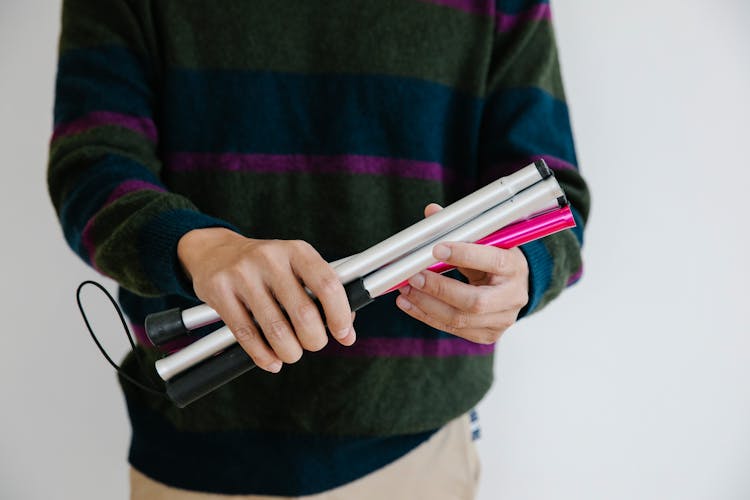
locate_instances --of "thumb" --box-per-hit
[423,202,483,282]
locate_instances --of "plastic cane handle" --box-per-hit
[145,308,188,346]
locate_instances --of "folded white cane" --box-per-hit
[145,160,552,346]
[154,165,568,407]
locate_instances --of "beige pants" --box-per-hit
[131,414,480,500]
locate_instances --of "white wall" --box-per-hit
[1,1,748,499]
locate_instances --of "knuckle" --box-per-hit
[296,302,321,325]
[255,245,285,268]
[231,324,258,344]
[210,271,233,292]
[230,260,252,279]
[432,276,448,298]
[291,239,313,254]
[265,318,290,342]
[449,312,470,331]
[491,251,506,274]
[469,293,491,314]
[317,274,342,297]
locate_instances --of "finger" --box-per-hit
[289,241,354,343]
[270,273,329,352]
[402,285,521,330]
[240,280,304,364]
[335,311,357,347]
[395,293,505,344]
[409,270,528,314]
[432,242,522,277]
[214,294,283,373]
[424,203,443,218]
[399,285,479,332]
[408,270,490,313]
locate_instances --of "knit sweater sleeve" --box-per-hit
[480,0,591,316]
[47,0,235,298]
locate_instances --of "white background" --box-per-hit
[1,1,748,499]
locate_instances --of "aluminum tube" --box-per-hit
[181,304,222,331]
[363,177,564,298]
[156,326,234,380]
[332,162,545,285]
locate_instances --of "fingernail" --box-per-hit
[335,327,351,340]
[269,361,282,373]
[397,296,412,310]
[433,244,451,260]
[409,273,425,289]
[349,326,356,342]
[399,285,412,295]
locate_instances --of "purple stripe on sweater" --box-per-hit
[567,266,583,286]
[131,324,151,346]
[80,218,100,269]
[481,154,576,183]
[104,180,165,205]
[132,324,493,357]
[416,0,493,16]
[496,3,551,32]
[319,336,495,358]
[166,153,453,182]
[52,111,158,143]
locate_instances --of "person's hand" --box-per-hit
[395,204,529,344]
[177,228,355,373]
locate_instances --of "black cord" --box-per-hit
[76,280,165,397]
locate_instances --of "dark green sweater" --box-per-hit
[48,0,590,494]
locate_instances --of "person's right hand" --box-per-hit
[176,227,356,373]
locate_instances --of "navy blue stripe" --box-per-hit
[570,205,585,245]
[479,87,577,168]
[127,401,435,496]
[55,46,153,125]
[497,0,549,14]
[518,238,553,316]
[138,209,239,298]
[59,155,160,262]
[161,70,483,170]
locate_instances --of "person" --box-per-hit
[48,0,590,498]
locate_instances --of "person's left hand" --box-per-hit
[395,203,530,344]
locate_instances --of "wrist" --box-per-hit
[177,227,242,281]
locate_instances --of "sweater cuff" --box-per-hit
[138,209,239,299]
[517,239,554,318]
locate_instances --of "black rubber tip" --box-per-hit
[165,344,255,408]
[344,278,374,312]
[557,195,569,208]
[534,159,553,179]
[145,308,187,346]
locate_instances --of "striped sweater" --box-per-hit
[48,0,590,495]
